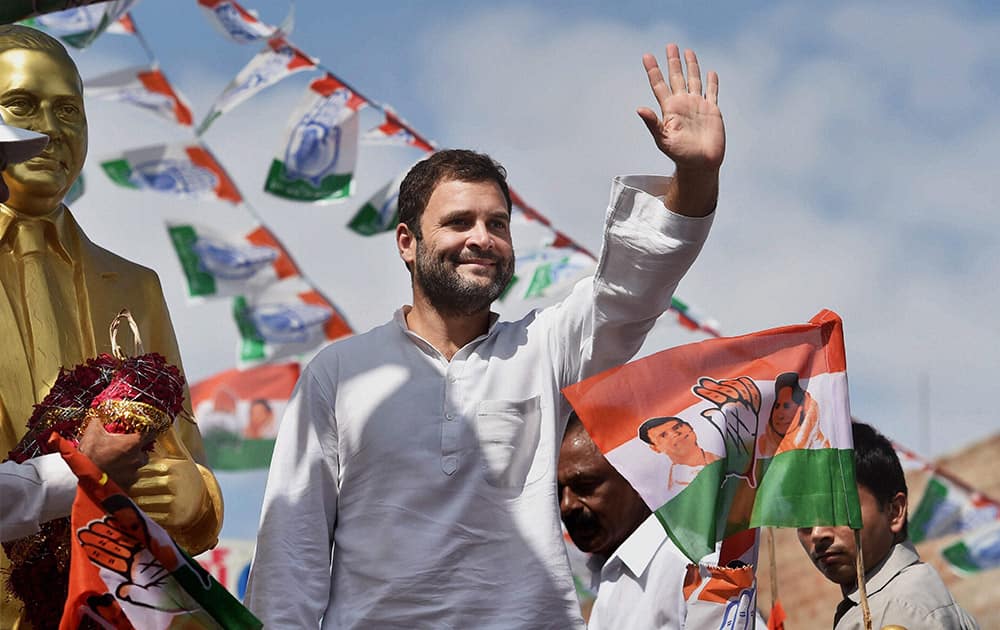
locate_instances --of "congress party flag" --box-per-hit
[942,520,1000,576]
[198,0,278,44]
[347,166,409,235]
[167,221,299,302]
[52,435,262,629]
[232,277,352,367]
[563,310,861,562]
[87,66,194,127]
[197,37,318,135]
[363,109,435,152]
[265,74,366,203]
[101,143,242,204]
[191,362,300,471]
[909,473,1000,543]
[25,0,137,48]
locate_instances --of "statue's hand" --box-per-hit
[128,426,208,531]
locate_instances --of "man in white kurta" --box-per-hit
[246,44,725,628]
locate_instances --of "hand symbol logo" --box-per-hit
[692,376,762,487]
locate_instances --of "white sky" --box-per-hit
[44,0,1000,535]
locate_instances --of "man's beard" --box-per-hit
[413,240,515,317]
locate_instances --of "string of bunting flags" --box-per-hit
[891,441,1000,575]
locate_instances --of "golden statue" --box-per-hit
[0,25,223,628]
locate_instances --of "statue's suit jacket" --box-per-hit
[0,206,222,629]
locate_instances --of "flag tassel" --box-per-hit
[854,529,872,630]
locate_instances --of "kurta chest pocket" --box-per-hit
[475,396,543,489]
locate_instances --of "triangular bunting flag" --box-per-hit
[101,142,243,204]
[265,73,366,202]
[197,0,279,44]
[166,221,299,301]
[232,277,352,367]
[197,36,318,135]
[362,109,435,152]
[87,66,194,127]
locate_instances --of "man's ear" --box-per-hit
[887,491,907,535]
[396,223,416,267]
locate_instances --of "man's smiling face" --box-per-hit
[406,178,514,316]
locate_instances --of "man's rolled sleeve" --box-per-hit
[585,175,714,378]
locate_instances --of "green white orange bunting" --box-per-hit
[166,221,299,302]
[100,142,242,204]
[265,73,365,203]
[87,66,194,127]
[197,37,317,135]
[231,277,352,367]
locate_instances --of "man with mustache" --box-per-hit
[247,43,722,628]
[797,422,977,629]
[560,413,695,628]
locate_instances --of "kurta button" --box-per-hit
[442,455,458,474]
[446,413,454,420]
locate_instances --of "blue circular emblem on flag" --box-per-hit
[133,159,218,196]
[192,238,279,280]
[250,303,331,343]
[284,94,348,186]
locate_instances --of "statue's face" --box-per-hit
[0,48,87,216]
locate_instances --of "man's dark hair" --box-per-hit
[638,416,689,444]
[852,420,908,538]
[774,372,805,404]
[397,149,512,240]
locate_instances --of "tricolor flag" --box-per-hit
[265,74,366,203]
[232,277,352,367]
[197,0,278,44]
[197,37,318,135]
[87,66,194,127]
[101,143,242,204]
[942,520,1000,576]
[909,473,1000,543]
[53,436,262,629]
[346,166,410,236]
[167,221,299,302]
[563,310,861,562]
[25,0,137,48]
[191,362,300,471]
[363,109,435,152]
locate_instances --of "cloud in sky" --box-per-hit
[51,0,997,519]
